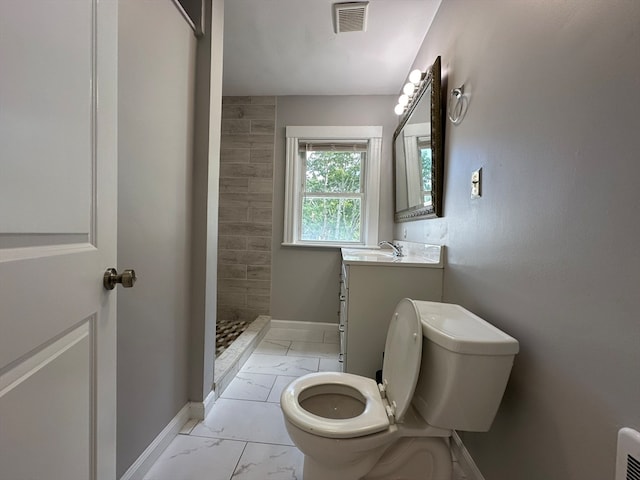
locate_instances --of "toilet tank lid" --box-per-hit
[414,301,519,355]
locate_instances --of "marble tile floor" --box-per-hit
[143,323,467,480]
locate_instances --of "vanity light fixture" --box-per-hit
[408,69,424,85]
[394,68,426,115]
[403,82,415,96]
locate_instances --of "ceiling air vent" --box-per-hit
[333,2,369,34]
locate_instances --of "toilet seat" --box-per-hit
[281,299,424,441]
[281,371,390,439]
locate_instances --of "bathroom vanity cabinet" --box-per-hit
[339,246,443,379]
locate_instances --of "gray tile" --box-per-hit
[267,375,297,403]
[241,353,319,376]
[254,339,290,356]
[192,398,293,445]
[222,104,276,119]
[248,178,274,193]
[247,294,270,308]
[219,250,271,265]
[221,134,275,149]
[220,192,273,205]
[221,163,273,179]
[247,237,271,251]
[221,372,276,401]
[218,222,272,237]
[287,341,339,359]
[218,264,247,280]
[231,443,303,480]
[219,204,249,221]
[143,435,245,480]
[247,265,271,280]
[221,148,250,163]
[218,278,271,294]
[249,206,273,223]
[222,119,251,134]
[220,177,249,193]
[219,235,248,250]
[217,292,247,306]
[218,305,270,323]
[250,149,274,163]
[250,119,275,135]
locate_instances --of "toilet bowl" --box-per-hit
[280,298,519,480]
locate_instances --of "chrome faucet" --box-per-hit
[378,241,404,257]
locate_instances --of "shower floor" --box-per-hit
[216,319,249,356]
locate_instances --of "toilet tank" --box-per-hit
[410,301,519,432]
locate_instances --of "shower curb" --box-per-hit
[213,315,271,400]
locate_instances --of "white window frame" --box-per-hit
[283,126,382,248]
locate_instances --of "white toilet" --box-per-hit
[280,299,519,480]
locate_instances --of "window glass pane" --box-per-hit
[301,197,361,242]
[305,151,362,194]
[420,146,432,205]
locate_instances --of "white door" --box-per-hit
[0,1,118,479]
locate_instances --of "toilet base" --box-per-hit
[302,444,388,480]
[364,437,452,480]
[301,437,452,480]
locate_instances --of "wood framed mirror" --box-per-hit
[393,56,443,221]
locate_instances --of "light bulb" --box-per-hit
[403,82,415,96]
[409,69,423,85]
[394,104,404,115]
[398,94,409,106]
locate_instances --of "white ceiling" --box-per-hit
[222,0,441,96]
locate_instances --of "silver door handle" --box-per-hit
[103,268,137,290]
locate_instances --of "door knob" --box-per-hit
[103,268,137,290]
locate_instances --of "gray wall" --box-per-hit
[395,1,640,478]
[272,96,397,323]
[189,0,223,403]
[218,97,276,324]
[117,0,196,475]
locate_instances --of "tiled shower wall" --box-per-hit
[217,96,275,322]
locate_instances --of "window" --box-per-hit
[284,126,382,247]
[402,123,432,208]
[418,136,432,206]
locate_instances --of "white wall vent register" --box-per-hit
[617,428,640,480]
[333,2,369,33]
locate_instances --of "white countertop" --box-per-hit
[341,242,443,268]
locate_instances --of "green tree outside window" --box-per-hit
[301,150,364,242]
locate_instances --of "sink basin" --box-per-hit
[358,249,395,257]
[341,248,394,260]
[341,244,443,268]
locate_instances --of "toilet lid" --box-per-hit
[381,298,423,422]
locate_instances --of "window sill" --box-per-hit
[281,242,375,249]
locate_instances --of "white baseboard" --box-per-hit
[119,403,192,480]
[451,431,485,480]
[189,389,216,420]
[270,319,337,330]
